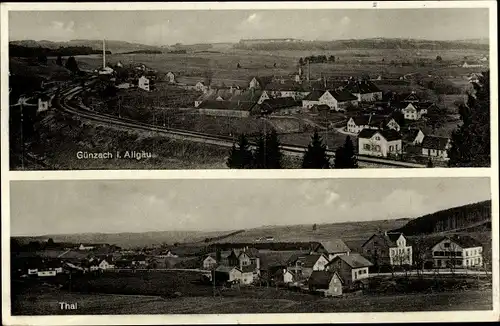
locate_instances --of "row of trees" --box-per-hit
[9,44,110,58]
[298,55,335,65]
[227,131,357,169]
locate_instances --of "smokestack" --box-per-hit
[307,59,310,81]
[102,39,106,69]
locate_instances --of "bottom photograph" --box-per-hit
[8,177,493,315]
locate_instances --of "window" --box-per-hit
[363,144,371,150]
[444,243,450,248]
[375,136,380,141]
[389,145,394,151]
[375,145,381,152]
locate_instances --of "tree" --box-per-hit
[427,157,434,168]
[312,223,317,231]
[237,63,241,69]
[37,54,48,65]
[65,56,80,73]
[302,130,330,168]
[329,55,335,63]
[334,136,358,168]
[56,55,63,66]
[226,134,254,169]
[299,57,304,66]
[436,55,443,62]
[253,130,283,169]
[448,70,490,167]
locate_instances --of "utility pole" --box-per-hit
[20,101,24,169]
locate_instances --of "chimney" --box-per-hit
[102,39,106,69]
[307,59,310,81]
[384,231,388,237]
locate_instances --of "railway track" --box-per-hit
[55,84,426,168]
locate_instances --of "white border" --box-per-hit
[1,1,499,325]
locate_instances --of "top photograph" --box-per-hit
[6,5,492,170]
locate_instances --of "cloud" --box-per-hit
[325,191,340,205]
[340,16,351,26]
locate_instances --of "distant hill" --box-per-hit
[13,230,243,249]
[234,38,489,51]
[10,39,164,54]
[391,200,491,236]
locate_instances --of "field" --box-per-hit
[12,276,492,315]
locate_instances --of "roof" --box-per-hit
[350,114,392,127]
[358,128,402,141]
[421,136,450,150]
[308,271,343,288]
[332,253,373,269]
[197,100,256,111]
[303,90,325,101]
[413,102,435,111]
[315,240,351,254]
[289,254,327,268]
[327,89,359,102]
[260,97,299,111]
[402,128,424,142]
[215,265,241,273]
[241,264,257,273]
[344,80,381,94]
[447,235,483,248]
[250,76,274,88]
[264,80,307,92]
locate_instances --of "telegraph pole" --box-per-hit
[20,101,24,169]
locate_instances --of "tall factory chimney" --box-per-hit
[102,39,106,69]
[307,59,310,81]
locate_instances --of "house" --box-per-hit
[358,129,402,158]
[344,80,382,102]
[37,94,50,113]
[197,100,254,118]
[194,81,209,93]
[213,266,243,283]
[202,255,218,270]
[273,268,295,284]
[98,66,114,75]
[430,235,483,268]
[326,253,373,286]
[227,247,261,275]
[138,76,150,91]
[78,244,95,251]
[302,89,358,111]
[308,271,343,297]
[287,254,330,279]
[388,233,413,266]
[263,80,311,100]
[402,128,425,145]
[259,97,301,115]
[462,62,483,68]
[421,136,451,160]
[165,71,176,84]
[98,259,114,270]
[116,82,131,89]
[311,240,351,261]
[401,102,435,120]
[346,115,400,134]
[240,265,256,285]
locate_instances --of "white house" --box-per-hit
[431,235,483,268]
[302,89,358,111]
[421,136,451,160]
[462,62,484,68]
[165,71,176,84]
[98,259,114,270]
[37,95,50,113]
[387,233,413,266]
[344,80,383,102]
[257,90,271,104]
[401,102,434,120]
[138,76,150,92]
[402,128,425,145]
[358,129,402,158]
[249,77,262,89]
[79,244,95,251]
[203,255,218,270]
[326,253,373,286]
[346,115,400,134]
[116,83,131,89]
[287,254,330,279]
[195,82,209,93]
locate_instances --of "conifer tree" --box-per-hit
[334,136,358,168]
[448,70,490,167]
[252,131,282,169]
[226,134,254,168]
[302,131,330,169]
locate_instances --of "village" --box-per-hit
[11,227,489,300]
[20,38,489,168]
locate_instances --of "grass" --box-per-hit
[12,280,492,315]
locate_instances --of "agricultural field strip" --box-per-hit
[56,85,425,168]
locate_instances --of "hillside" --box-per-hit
[391,200,492,236]
[234,38,489,51]
[10,39,164,54]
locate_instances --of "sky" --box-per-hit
[9,9,489,45]
[10,178,491,236]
